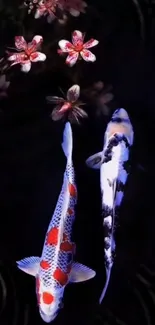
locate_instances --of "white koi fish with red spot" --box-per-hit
[16,122,96,323]
[86,108,134,304]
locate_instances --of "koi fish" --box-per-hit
[86,108,134,304]
[16,122,96,323]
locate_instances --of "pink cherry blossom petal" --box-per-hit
[30,52,46,62]
[66,51,79,67]
[8,53,26,65]
[28,36,43,51]
[46,96,64,104]
[74,106,88,118]
[80,49,96,62]
[15,36,27,50]
[51,105,64,121]
[58,40,73,52]
[84,39,99,49]
[21,62,31,73]
[67,85,80,102]
[72,30,84,46]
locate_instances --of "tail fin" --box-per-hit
[99,268,111,304]
[62,122,73,161]
[99,180,116,304]
[99,218,115,304]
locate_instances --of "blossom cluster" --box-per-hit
[1,0,105,124]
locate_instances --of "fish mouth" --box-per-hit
[39,309,58,323]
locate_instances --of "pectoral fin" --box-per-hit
[85,152,102,169]
[69,262,96,283]
[16,256,40,276]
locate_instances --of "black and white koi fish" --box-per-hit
[85,108,134,304]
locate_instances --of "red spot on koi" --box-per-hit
[67,208,74,216]
[68,183,77,198]
[46,227,59,245]
[63,233,68,241]
[42,292,54,305]
[40,260,50,270]
[53,268,68,286]
[60,241,73,252]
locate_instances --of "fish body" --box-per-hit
[17,122,96,323]
[86,108,134,304]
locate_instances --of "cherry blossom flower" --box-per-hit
[7,36,46,73]
[59,0,87,17]
[58,30,99,67]
[35,0,58,23]
[0,75,10,98]
[46,84,87,123]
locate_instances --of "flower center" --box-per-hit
[74,42,84,52]
[25,48,33,57]
[66,102,72,109]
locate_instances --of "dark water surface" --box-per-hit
[0,1,155,325]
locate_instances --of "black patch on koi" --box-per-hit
[116,180,125,192]
[111,117,129,124]
[107,178,113,187]
[105,256,112,269]
[67,253,73,264]
[122,135,130,148]
[112,250,116,260]
[123,159,130,173]
[104,238,111,250]
[104,226,111,239]
[102,134,130,165]
[102,204,113,219]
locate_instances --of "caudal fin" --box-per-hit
[62,122,73,161]
[99,268,111,304]
[99,180,116,304]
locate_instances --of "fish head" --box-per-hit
[105,108,134,146]
[37,282,64,323]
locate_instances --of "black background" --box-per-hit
[0,1,155,325]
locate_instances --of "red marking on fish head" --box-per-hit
[46,227,59,245]
[40,260,50,270]
[68,183,77,198]
[53,268,68,286]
